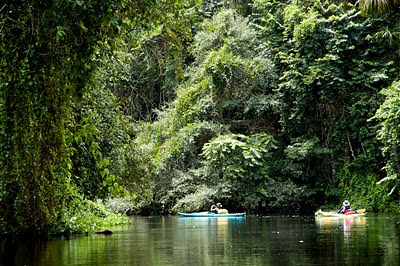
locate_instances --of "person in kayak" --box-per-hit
[210,203,228,214]
[216,203,228,214]
[337,200,355,214]
[210,204,218,213]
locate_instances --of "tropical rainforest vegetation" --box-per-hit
[2,0,400,235]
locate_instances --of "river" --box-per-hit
[1,213,400,265]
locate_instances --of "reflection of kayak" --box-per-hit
[315,209,366,218]
[178,212,245,217]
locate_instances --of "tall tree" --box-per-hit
[0,0,185,234]
[359,0,399,13]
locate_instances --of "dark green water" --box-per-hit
[1,214,400,265]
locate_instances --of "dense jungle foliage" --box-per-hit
[2,0,400,235]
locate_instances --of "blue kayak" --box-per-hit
[177,211,245,217]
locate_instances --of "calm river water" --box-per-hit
[1,213,400,265]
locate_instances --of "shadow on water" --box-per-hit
[1,214,400,265]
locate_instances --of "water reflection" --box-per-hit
[2,214,400,265]
[177,217,243,239]
[315,216,367,237]
[175,217,246,264]
[313,214,400,265]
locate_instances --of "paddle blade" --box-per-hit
[356,208,366,214]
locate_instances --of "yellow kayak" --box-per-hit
[315,209,366,218]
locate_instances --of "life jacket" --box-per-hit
[344,209,356,215]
